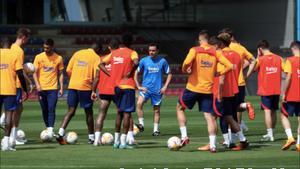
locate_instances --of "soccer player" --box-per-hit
[92,39,119,146]
[1,38,28,151]
[177,30,233,152]
[56,42,102,144]
[9,28,31,145]
[33,39,64,136]
[135,43,172,136]
[280,41,300,151]
[246,40,284,141]
[100,33,139,149]
[219,28,256,133]
[211,34,249,150]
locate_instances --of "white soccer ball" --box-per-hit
[167,136,181,151]
[40,129,53,142]
[133,124,140,136]
[23,62,35,74]
[101,132,114,145]
[16,129,26,140]
[66,131,78,144]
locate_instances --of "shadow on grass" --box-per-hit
[17,146,57,151]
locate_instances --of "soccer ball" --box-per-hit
[16,129,26,140]
[167,136,181,151]
[101,132,114,145]
[66,131,78,144]
[133,124,140,136]
[40,129,53,142]
[23,62,35,74]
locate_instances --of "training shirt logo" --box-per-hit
[77,60,88,66]
[0,64,9,69]
[201,60,213,67]
[148,67,159,73]
[113,57,124,64]
[43,66,54,72]
[266,67,278,74]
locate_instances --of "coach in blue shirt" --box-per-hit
[134,43,172,136]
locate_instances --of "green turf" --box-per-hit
[0,96,299,169]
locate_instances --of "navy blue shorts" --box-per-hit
[214,97,237,117]
[67,89,93,108]
[0,95,17,111]
[114,87,135,113]
[16,88,23,106]
[261,95,280,111]
[178,89,213,113]
[99,94,115,102]
[236,86,245,105]
[281,102,300,117]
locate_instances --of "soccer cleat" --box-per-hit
[229,143,237,149]
[281,138,296,150]
[135,123,144,132]
[261,134,274,142]
[119,144,128,149]
[93,140,101,146]
[231,140,249,151]
[88,139,94,144]
[246,102,255,120]
[55,135,67,145]
[197,144,210,151]
[296,144,300,152]
[152,131,160,136]
[179,137,190,149]
[210,147,217,153]
[15,139,26,145]
[113,143,120,149]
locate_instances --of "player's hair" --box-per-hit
[219,28,234,38]
[91,39,104,55]
[257,40,270,49]
[208,36,221,46]
[149,43,159,50]
[198,30,209,40]
[217,33,231,47]
[16,28,31,39]
[121,33,133,47]
[109,38,119,50]
[290,41,300,49]
[0,38,11,48]
[44,38,54,46]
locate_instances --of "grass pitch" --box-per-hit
[0,96,299,169]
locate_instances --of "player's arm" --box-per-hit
[217,75,225,102]
[182,48,196,73]
[91,69,100,101]
[58,70,64,96]
[281,60,292,102]
[99,54,112,76]
[245,58,259,80]
[161,60,172,94]
[217,53,233,75]
[32,56,41,92]
[125,51,139,78]
[23,71,33,93]
[16,69,28,101]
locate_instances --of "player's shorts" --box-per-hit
[236,86,245,105]
[114,87,135,113]
[178,88,213,113]
[99,94,115,102]
[16,88,23,106]
[213,96,237,117]
[139,91,162,106]
[0,95,17,111]
[261,95,280,111]
[281,102,300,117]
[67,89,93,108]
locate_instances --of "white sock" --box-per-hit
[127,131,133,138]
[237,131,246,142]
[209,135,216,149]
[230,132,237,144]
[267,128,273,137]
[2,136,9,148]
[240,103,247,109]
[47,127,54,133]
[138,118,144,126]
[153,123,159,132]
[222,133,230,145]
[95,131,101,143]
[180,126,187,139]
[284,128,293,139]
[88,134,95,141]
[120,134,127,145]
[126,131,134,145]
[10,127,17,139]
[0,113,5,125]
[228,129,232,141]
[58,128,65,136]
[297,135,300,144]
[114,132,120,144]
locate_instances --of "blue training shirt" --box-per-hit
[137,56,170,93]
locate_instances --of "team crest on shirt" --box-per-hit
[0,64,9,69]
[200,60,213,67]
[77,60,88,66]
[113,57,124,64]
[266,67,278,74]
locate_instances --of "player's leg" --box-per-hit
[38,91,49,129]
[281,102,296,150]
[152,105,160,136]
[120,112,131,148]
[126,116,135,145]
[296,116,300,151]
[136,94,145,131]
[11,88,24,145]
[0,112,5,129]
[94,97,111,146]
[261,96,274,141]
[113,111,122,148]
[46,90,58,136]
